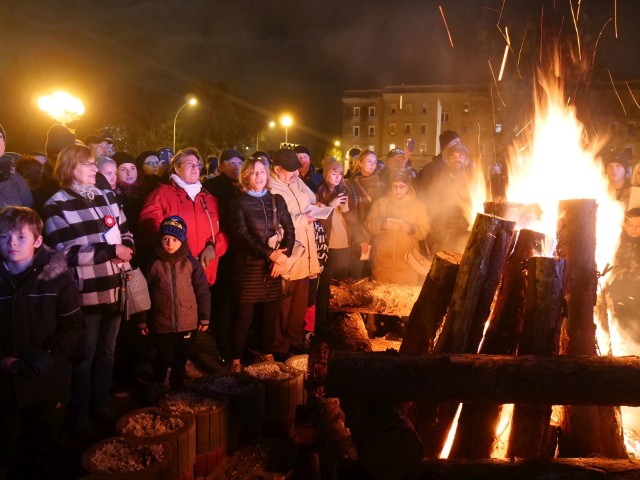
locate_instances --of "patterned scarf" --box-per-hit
[70,182,97,200]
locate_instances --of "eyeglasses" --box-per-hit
[144,160,160,167]
[80,161,98,169]
[181,161,202,170]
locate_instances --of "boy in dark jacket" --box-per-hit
[141,216,210,398]
[0,206,84,478]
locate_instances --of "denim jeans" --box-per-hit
[72,311,122,416]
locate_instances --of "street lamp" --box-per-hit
[37,91,85,125]
[280,115,293,144]
[256,120,276,151]
[173,97,197,153]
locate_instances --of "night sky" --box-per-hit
[1,0,639,153]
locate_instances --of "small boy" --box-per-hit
[609,208,640,341]
[141,216,210,399]
[0,206,83,478]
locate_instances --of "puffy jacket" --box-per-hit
[138,181,229,285]
[364,187,430,286]
[146,250,211,334]
[0,248,84,408]
[269,172,321,280]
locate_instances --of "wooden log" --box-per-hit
[556,199,627,459]
[449,229,548,459]
[325,352,640,406]
[329,278,421,316]
[327,312,423,480]
[483,201,524,222]
[508,257,565,458]
[400,251,461,355]
[423,214,514,457]
[411,458,640,480]
[435,213,516,354]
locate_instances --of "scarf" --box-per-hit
[247,189,268,198]
[154,239,190,266]
[171,174,202,202]
[70,182,98,200]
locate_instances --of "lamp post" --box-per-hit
[280,115,293,144]
[173,97,197,153]
[256,121,276,151]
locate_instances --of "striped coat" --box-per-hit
[43,188,134,311]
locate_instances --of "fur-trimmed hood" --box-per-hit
[36,247,69,281]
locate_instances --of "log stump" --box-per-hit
[285,354,309,405]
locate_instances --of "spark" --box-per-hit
[569,0,582,60]
[517,27,528,66]
[498,26,510,82]
[608,69,627,116]
[488,61,507,108]
[592,18,613,67]
[615,0,618,38]
[439,5,455,48]
[515,120,532,137]
[400,94,403,110]
[497,0,506,26]
[625,82,640,111]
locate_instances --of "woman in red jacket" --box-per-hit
[139,147,229,285]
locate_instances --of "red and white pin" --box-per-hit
[104,215,116,228]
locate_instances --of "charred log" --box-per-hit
[326,352,640,406]
[329,279,420,316]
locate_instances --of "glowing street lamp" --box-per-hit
[38,91,85,125]
[280,115,293,143]
[173,96,198,153]
[256,120,276,151]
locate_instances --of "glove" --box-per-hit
[199,244,216,268]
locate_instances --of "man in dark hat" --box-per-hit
[84,129,113,159]
[32,125,76,216]
[202,148,244,365]
[294,145,322,192]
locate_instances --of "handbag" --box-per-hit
[119,267,151,320]
[404,245,432,276]
[267,195,305,277]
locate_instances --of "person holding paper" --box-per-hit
[315,157,364,334]
[42,144,134,432]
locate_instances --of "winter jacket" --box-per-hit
[0,248,84,408]
[317,183,365,248]
[138,181,229,285]
[0,173,33,208]
[43,187,135,312]
[269,172,321,280]
[145,247,211,334]
[300,164,323,193]
[364,187,430,286]
[229,191,295,303]
[203,173,238,232]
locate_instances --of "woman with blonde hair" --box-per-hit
[228,156,295,370]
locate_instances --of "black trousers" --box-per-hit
[231,300,281,360]
[152,331,194,388]
[316,247,351,336]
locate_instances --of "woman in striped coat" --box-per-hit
[228,157,294,371]
[43,145,134,430]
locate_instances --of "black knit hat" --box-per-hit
[439,130,461,151]
[45,124,76,157]
[112,151,136,167]
[219,149,244,163]
[293,145,311,157]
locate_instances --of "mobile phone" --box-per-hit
[406,138,415,153]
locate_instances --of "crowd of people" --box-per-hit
[0,120,639,478]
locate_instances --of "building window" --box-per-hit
[389,123,397,135]
[495,123,502,133]
[463,103,470,113]
[405,103,413,114]
[441,112,450,123]
[353,107,360,117]
[353,126,360,137]
[368,106,376,117]
[404,123,412,135]
[420,124,427,135]
[368,144,375,151]
[420,143,427,155]
[389,143,396,151]
[390,103,397,115]
[421,103,428,114]
[368,126,376,136]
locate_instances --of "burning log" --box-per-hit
[399,251,461,355]
[449,229,547,459]
[325,312,423,480]
[556,199,627,459]
[483,201,524,222]
[508,256,566,458]
[325,352,640,406]
[419,214,515,456]
[329,279,420,316]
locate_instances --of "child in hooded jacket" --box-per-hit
[140,216,210,393]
